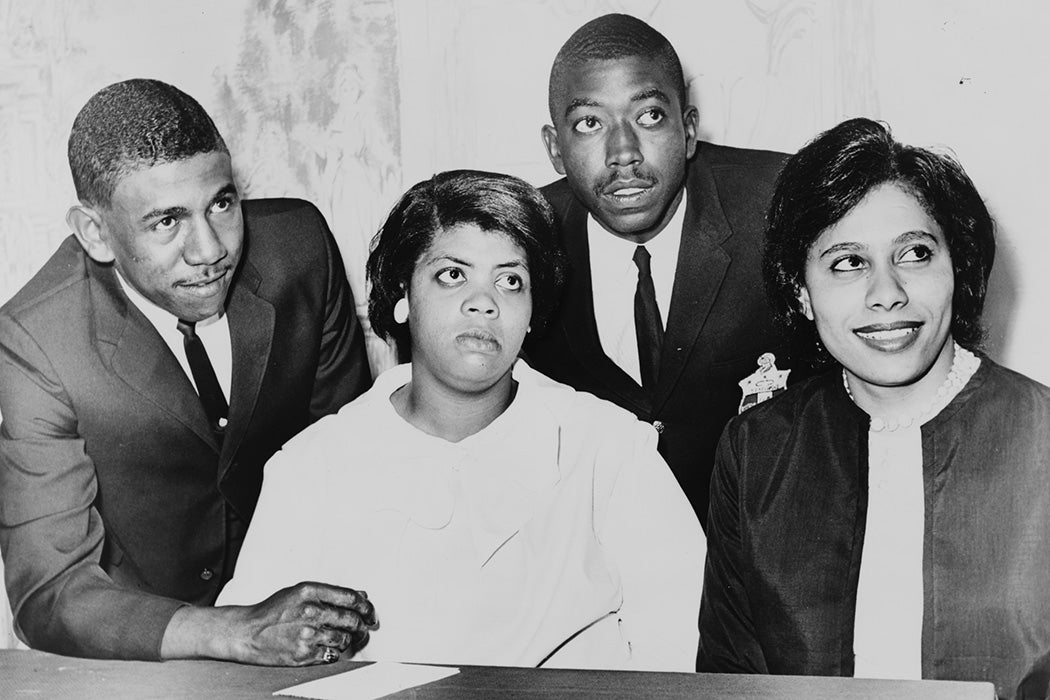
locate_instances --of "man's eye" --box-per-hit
[495,273,525,291]
[573,116,602,134]
[156,216,178,231]
[830,255,865,272]
[899,245,933,264]
[436,268,465,285]
[211,198,232,213]
[637,108,665,126]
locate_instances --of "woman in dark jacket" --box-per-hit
[697,117,1050,700]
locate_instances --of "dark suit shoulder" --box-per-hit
[241,198,327,246]
[240,198,335,277]
[242,196,323,220]
[538,177,569,197]
[695,141,789,171]
[538,178,576,216]
[689,142,787,240]
[1,236,90,323]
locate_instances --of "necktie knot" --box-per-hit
[633,245,652,276]
[176,319,197,339]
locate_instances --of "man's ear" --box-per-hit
[66,204,115,263]
[541,125,566,175]
[683,105,699,160]
[796,285,814,321]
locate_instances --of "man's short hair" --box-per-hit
[367,170,567,359]
[764,117,996,364]
[548,13,687,122]
[68,78,229,208]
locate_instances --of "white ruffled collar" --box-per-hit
[350,360,565,566]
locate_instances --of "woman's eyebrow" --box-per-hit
[816,241,864,259]
[894,229,939,245]
[423,254,472,267]
[496,259,528,270]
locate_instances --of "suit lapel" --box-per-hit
[90,263,220,451]
[557,198,648,413]
[654,158,732,411]
[218,259,274,478]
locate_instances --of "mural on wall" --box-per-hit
[659,0,880,149]
[213,0,403,371]
[0,0,94,312]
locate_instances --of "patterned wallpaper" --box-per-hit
[213,0,403,370]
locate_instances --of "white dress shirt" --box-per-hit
[587,196,685,386]
[116,273,233,401]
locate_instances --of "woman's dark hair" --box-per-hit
[367,169,567,359]
[764,117,996,366]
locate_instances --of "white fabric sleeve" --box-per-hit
[595,421,706,672]
[216,441,325,606]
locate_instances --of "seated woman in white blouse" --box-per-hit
[218,170,704,671]
[696,118,1050,699]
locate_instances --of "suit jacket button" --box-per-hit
[200,568,214,581]
[652,420,665,434]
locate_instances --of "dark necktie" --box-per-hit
[176,319,229,435]
[633,245,664,394]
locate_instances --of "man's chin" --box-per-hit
[170,297,229,323]
[594,209,666,240]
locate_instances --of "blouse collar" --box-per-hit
[364,359,566,566]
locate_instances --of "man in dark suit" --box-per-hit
[526,14,799,527]
[0,79,376,664]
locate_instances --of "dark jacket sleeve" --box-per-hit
[0,315,184,659]
[696,423,769,673]
[304,204,372,418]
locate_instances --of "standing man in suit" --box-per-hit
[527,14,799,527]
[0,79,377,664]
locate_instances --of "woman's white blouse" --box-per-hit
[853,425,925,679]
[852,352,981,679]
[218,360,704,671]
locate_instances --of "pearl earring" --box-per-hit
[393,297,409,324]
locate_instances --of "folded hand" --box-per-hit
[227,581,378,666]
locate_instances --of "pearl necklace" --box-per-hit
[842,342,981,432]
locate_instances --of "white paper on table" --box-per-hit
[274,662,461,700]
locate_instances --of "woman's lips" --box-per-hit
[456,329,501,353]
[853,321,923,351]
